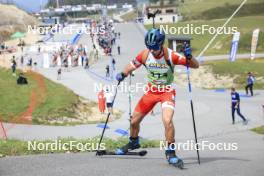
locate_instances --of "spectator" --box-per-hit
[17,73,28,85]
[105,65,110,77]
[231,87,248,125]
[117,45,121,55]
[112,57,116,71]
[33,62,37,71]
[245,72,255,96]
[104,88,114,114]
[11,59,17,76]
[38,45,41,53]
[20,56,24,66]
[84,52,89,69]
[98,89,106,114]
[27,58,32,67]
[57,68,62,80]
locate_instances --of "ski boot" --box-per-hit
[115,137,140,155]
[165,149,184,169]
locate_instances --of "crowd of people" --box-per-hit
[51,43,89,68]
[96,21,120,56]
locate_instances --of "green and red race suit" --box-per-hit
[130,47,187,114]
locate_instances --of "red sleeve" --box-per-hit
[130,50,145,68]
[171,51,187,66]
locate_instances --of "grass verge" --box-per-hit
[251,125,264,135]
[204,58,264,89]
[0,137,160,157]
[0,68,121,125]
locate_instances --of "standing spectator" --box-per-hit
[118,32,121,39]
[84,52,89,69]
[105,88,114,114]
[27,58,32,70]
[105,65,110,77]
[98,89,106,114]
[33,62,37,71]
[38,45,41,54]
[117,45,121,55]
[57,68,62,80]
[231,87,248,125]
[28,58,32,66]
[81,54,84,66]
[11,59,17,76]
[20,56,24,66]
[245,72,255,96]
[112,57,116,71]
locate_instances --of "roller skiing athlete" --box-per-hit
[109,28,199,169]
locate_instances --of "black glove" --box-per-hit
[116,72,126,82]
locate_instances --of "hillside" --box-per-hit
[179,0,263,20]
[0,68,121,125]
[0,4,37,41]
[145,16,264,55]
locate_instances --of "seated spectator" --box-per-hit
[17,73,28,85]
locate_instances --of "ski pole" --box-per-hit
[128,73,132,119]
[184,44,201,164]
[125,73,133,136]
[96,81,121,155]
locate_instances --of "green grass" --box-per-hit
[178,0,263,20]
[204,58,264,89]
[0,69,36,121]
[251,125,264,134]
[32,76,79,124]
[0,68,79,124]
[145,16,264,55]
[0,137,160,157]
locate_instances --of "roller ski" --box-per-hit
[97,150,147,156]
[97,137,147,157]
[165,149,184,169]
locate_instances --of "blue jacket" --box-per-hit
[247,76,255,85]
[231,92,240,105]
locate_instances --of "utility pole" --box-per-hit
[160,0,164,7]
[56,0,59,8]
